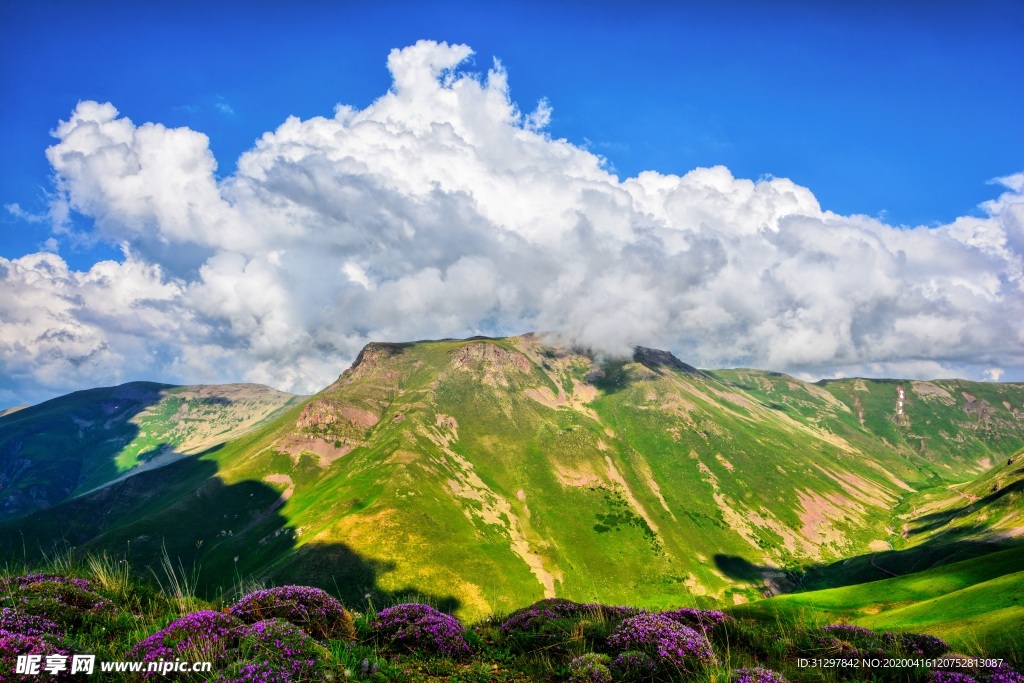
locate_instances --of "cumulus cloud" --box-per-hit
[2,40,1023,403]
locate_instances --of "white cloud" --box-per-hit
[2,40,1023,404]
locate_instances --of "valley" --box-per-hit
[1,334,1021,653]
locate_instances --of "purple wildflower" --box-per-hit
[734,665,789,683]
[987,665,1024,683]
[500,598,645,634]
[500,598,590,633]
[0,628,72,680]
[895,632,949,657]
[808,624,949,661]
[607,612,716,669]
[0,608,61,637]
[131,610,241,677]
[4,574,94,591]
[230,585,354,640]
[931,672,979,683]
[612,650,659,677]
[216,619,324,683]
[568,653,612,683]
[0,576,109,629]
[659,608,731,631]
[370,603,470,657]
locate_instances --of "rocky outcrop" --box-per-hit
[632,346,701,375]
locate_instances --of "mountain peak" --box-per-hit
[632,345,701,375]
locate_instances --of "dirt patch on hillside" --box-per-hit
[911,381,955,404]
[604,458,662,533]
[525,381,599,422]
[645,475,674,518]
[572,380,599,403]
[425,414,460,449]
[444,451,556,597]
[276,435,356,466]
[659,400,697,422]
[814,465,897,507]
[706,386,760,413]
[263,473,294,501]
[296,400,379,431]
[386,450,420,465]
[862,460,916,492]
[553,463,603,488]
[450,343,532,387]
[796,489,850,548]
[801,382,851,412]
[675,381,751,421]
[525,386,565,409]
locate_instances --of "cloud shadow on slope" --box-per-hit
[0,382,177,522]
[0,448,461,614]
[906,478,1024,537]
[714,531,1023,597]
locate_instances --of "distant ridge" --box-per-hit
[2,333,1023,621]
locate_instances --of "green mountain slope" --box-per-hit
[732,544,1024,657]
[0,382,301,520]
[3,335,1023,623]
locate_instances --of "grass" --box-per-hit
[3,335,1024,633]
[2,554,1020,682]
[731,545,1024,661]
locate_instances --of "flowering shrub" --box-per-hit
[131,610,241,676]
[568,653,612,683]
[892,632,948,657]
[5,574,94,591]
[987,665,1024,683]
[0,629,72,680]
[930,673,978,683]
[734,666,789,683]
[659,608,730,632]
[803,624,948,662]
[0,608,61,637]
[500,598,643,634]
[607,613,715,670]
[370,603,470,657]
[230,585,355,641]
[216,619,326,683]
[498,598,644,656]
[1,576,109,629]
[500,598,591,634]
[612,650,659,679]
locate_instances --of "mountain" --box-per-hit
[2,334,1022,621]
[0,382,301,520]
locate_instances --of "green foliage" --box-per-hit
[0,556,1020,682]
[3,335,1024,633]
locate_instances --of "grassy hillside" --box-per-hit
[0,382,301,520]
[9,555,1018,683]
[731,544,1024,659]
[3,335,1023,625]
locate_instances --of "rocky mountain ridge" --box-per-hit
[2,334,1022,620]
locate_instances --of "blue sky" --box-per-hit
[1,1,1023,403]
[4,0,1023,261]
